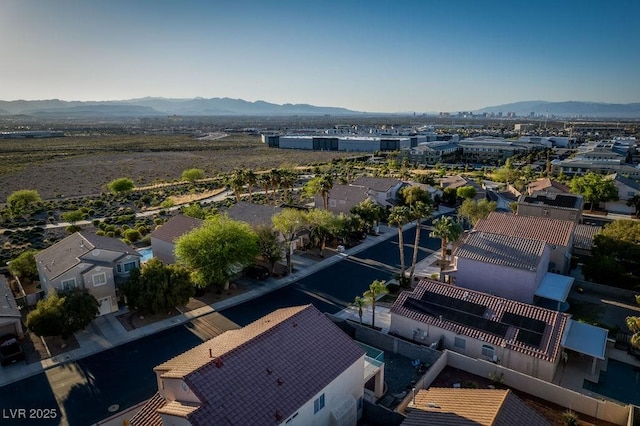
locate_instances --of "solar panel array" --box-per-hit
[403,293,549,349]
[523,194,578,208]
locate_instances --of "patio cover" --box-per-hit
[561,319,607,360]
[534,273,574,303]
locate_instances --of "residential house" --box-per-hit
[351,176,405,208]
[439,175,485,202]
[604,173,640,215]
[226,201,283,228]
[516,192,584,223]
[0,276,23,338]
[401,388,551,426]
[320,184,370,215]
[150,215,204,265]
[572,224,602,257]
[34,232,141,316]
[390,280,573,382]
[130,305,378,426]
[526,178,570,196]
[474,212,575,274]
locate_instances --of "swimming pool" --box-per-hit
[137,247,153,263]
[583,359,640,405]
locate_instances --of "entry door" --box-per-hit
[98,297,112,316]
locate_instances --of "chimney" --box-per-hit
[209,348,213,358]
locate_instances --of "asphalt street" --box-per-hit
[0,225,438,425]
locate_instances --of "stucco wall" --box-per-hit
[151,237,177,264]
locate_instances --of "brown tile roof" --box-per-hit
[352,176,402,192]
[527,178,570,194]
[402,388,551,426]
[475,212,576,247]
[439,175,472,190]
[34,232,139,281]
[391,280,569,362]
[129,392,165,426]
[226,201,283,228]
[327,184,369,203]
[454,231,547,271]
[573,224,602,251]
[155,305,365,425]
[150,214,204,243]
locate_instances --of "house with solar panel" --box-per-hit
[390,280,608,382]
[516,192,584,223]
[130,305,385,426]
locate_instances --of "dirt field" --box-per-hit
[0,134,357,200]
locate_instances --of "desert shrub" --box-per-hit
[106,231,115,238]
[66,225,82,234]
[123,229,141,242]
[96,230,105,236]
[562,410,578,426]
[92,219,100,226]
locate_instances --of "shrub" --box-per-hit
[123,229,141,242]
[562,410,578,426]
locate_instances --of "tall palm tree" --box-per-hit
[353,296,368,325]
[388,205,411,281]
[269,169,282,206]
[364,280,388,329]
[402,186,434,284]
[228,168,246,203]
[319,173,334,210]
[258,173,271,203]
[279,169,298,204]
[430,216,463,271]
[245,170,257,202]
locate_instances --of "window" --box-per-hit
[313,394,325,414]
[454,337,466,349]
[117,264,122,273]
[61,278,76,290]
[92,272,107,287]
[481,344,495,359]
[123,262,137,273]
[329,200,336,207]
[285,412,299,424]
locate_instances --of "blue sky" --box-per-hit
[1,0,638,112]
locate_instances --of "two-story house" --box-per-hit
[351,176,406,208]
[130,305,375,426]
[604,173,640,215]
[319,184,370,214]
[35,232,141,316]
[516,192,584,224]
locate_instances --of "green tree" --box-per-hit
[493,158,521,186]
[61,209,85,225]
[570,172,618,211]
[627,296,640,349]
[245,170,257,202]
[8,249,39,282]
[175,215,259,289]
[279,169,298,204]
[269,169,283,205]
[182,168,205,183]
[363,280,388,329]
[627,193,640,218]
[6,189,42,217]
[272,208,309,274]
[456,185,477,200]
[122,258,194,314]
[402,186,434,283]
[258,173,272,204]
[458,199,497,226]
[388,206,411,280]
[304,174,334,209]
[350,198,385,233]
[26,289,99,339]
[228,168,247,203]
[255,225,283,274]
[353,296,368,325]
[430,216,463,270]
[307,209,338,257]
[107,178,134,195]
[181,203,207,219]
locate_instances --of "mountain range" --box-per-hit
[0,98,638,118]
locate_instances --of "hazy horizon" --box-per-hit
[2,0,639,113]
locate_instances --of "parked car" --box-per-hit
[0,334,25,366]
[244,265,269,280]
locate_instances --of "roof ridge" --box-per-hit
[491,388,511,425]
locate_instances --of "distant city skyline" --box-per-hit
[1,0,639,113]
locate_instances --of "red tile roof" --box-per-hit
[402,388,551,426]
[475,212,575,247]
[129,392,165,426]
[153,305,365,425]
[391,280,569,363]
[453,231,547,271]
[527,178,570,194]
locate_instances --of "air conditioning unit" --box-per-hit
[492,355,499,363]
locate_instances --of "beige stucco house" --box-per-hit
[35,232,141,316]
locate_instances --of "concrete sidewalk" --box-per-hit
[0,222,402,388]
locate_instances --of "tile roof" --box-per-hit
[154,305,365,426]
[327,184,369,203]
[527,178,570,194]
[439,175,472,190]
[402,388,551,426]
[226,201,283,228]
[573,224,602,251]
[150,214,204,243]
[352,176,402,192]
[391,280,569,362]
[475,212,576,247]
[34,232,139,281]
[129,392,165,426]
[0,276,21,319]
[519,193,583,210]
[453,231,547,271]
[607,172,640,192]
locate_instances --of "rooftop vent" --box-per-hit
[427,402,441,409]
[276,378,283,386]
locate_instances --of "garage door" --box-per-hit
[0,322,18,336]
[98,297,112,316]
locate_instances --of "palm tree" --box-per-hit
[228,168,246,203]
[269,169,283,206]
[402,186,434,284]
[364,280,388,329]
[279,169,298,204]
[258,173,271,203]
[319,173,334,209]
[388,205,411,282]
[430,216,463,271]
[353,296,368,325]
[245,170,257,202]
